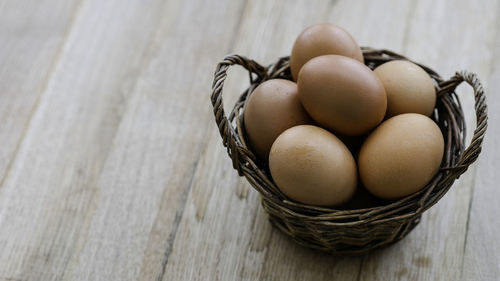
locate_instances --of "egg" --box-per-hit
[374,60,436,117]
[358,113,444,199]
[297,55,387,136]
[244,79,312,160]
[269,125,357,206]
[290,23,364,80]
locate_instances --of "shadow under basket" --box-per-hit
[210,48,488,255]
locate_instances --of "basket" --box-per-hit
[210,48,487,255]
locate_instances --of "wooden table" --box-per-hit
[0,0,498,280]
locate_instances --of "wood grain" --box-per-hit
[0,0,175,278]
[64,0,247,281]
[461,2,500,279]
[0,0,243,279]
[0,0,497,280]
[328,0,416,51]
[0,0,81,194]
[358,1,498,280]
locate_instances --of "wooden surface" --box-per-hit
[0,0,498,280]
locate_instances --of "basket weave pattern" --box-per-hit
[210,48,487,255]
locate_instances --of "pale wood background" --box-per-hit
[0,0,498,280]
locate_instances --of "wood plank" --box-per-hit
[60,1,247,281]
[0,0,80,189]
[0,0,169,277]
[162,1,416,280]
[328,0,416,52]
[0,0,241,280]
[358,0,499,280]
[461,4,500,279]
[0,1,496,280]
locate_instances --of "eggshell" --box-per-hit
[297,55,387,136]
[244,79,312,160]
[290,23,364,80]
[269,125,357,206]
[358,113,444,199]
[374,60,436,117]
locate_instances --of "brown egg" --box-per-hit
[358,113,444,199]
[244,79,312,160]
[269,125,357,207]
[290,23,364,80]
[374,60,436,117]
[297,55,387,136]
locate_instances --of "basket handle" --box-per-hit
[211,55,267,175]
[439,70,488,175]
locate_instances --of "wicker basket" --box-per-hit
[210,48,487,255]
